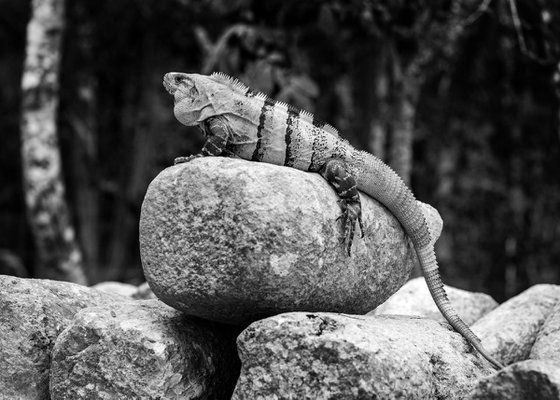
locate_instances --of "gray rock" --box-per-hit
[371,277,498,325]
[0,275,127,400]
[418,202,443,246]
[140,158,442,324]
[465,360,560,400]
[232,312,495,400]
[132,281,157,299]
[92,281,138,297]
[50,300,240,400]
[531,304,560,364]
[472,284,560,366]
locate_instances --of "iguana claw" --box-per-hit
[174,154,204,165]
[338,200,363,256]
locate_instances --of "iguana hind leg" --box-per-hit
[320,158,364,255]
[174,116,230,164]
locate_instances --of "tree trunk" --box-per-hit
[387,77,419,186]
[367,43,390,160]
[66,0,100,281]
[106,35,158,281]
[387,44,421,186]
[20,0,87,284]
[364,42,420,186]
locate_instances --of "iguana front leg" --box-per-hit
[174,116,230,164]
[320,158,364,255]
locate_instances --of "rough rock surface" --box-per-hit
[92,281,139,297]
[50,300,240,399]
[232,312,495,400]
[133,281,157,299]
[472,284,560,366]
[0,275,127,400]
[531,304,560,364]
[140,158,442,324]
[465,360,560,400]
[371,277,498,325]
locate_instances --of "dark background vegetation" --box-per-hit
[1,0,559,301]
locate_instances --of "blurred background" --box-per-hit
[0,0,559,301]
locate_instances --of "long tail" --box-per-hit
[356,151,504,369]
[417,245,504,369]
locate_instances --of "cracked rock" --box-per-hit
[232,312,496,399]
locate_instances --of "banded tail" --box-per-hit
[356,151,504,370]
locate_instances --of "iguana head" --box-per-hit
[163,72,219,126]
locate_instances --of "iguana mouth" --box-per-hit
[163,73,177,95]
[163,73,197,105]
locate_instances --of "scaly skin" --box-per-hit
[163,71,504,370]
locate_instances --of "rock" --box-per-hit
[132,281,157,299]
[140,158,442,324]
[472,284,560,366]
[370,277,498,325]
[419,202,443,246]
[531,304,560,364]
[0,275,127,400]
[465,360,560,400]
[50,300,240,399]
[92,281,157,300]
[232,312,494,400]
[92,281,139,297]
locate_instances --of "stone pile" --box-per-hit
[2,274,559,399]
[2,159,559,399]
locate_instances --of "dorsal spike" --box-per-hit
[210,72,250,94]
[209,72,339,137]
[323,123,339,137]
[275,101,291,111]
[287,103,301,114]
[255,91,269,102]
[210,72,274,102]
[299,109,314,120]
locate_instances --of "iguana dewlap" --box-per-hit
[163,71,504,370]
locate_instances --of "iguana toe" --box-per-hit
[174,154,203,165]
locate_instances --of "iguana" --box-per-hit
[163,71,504,370]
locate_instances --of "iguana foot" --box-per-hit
[320,158,364,256]
[336,199,364,255]
[174,154,203,164]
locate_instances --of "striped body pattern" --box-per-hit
[163,72,504,370]
[166,72,353,172]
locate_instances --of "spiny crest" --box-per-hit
[323,123,339,137]
[299,110,340,137]
[276,101,301,116]
[209,72,340,137]
[210,72,271,101]
[275,100,290,110]
[300,109,314,120]
[210,72,251,94]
